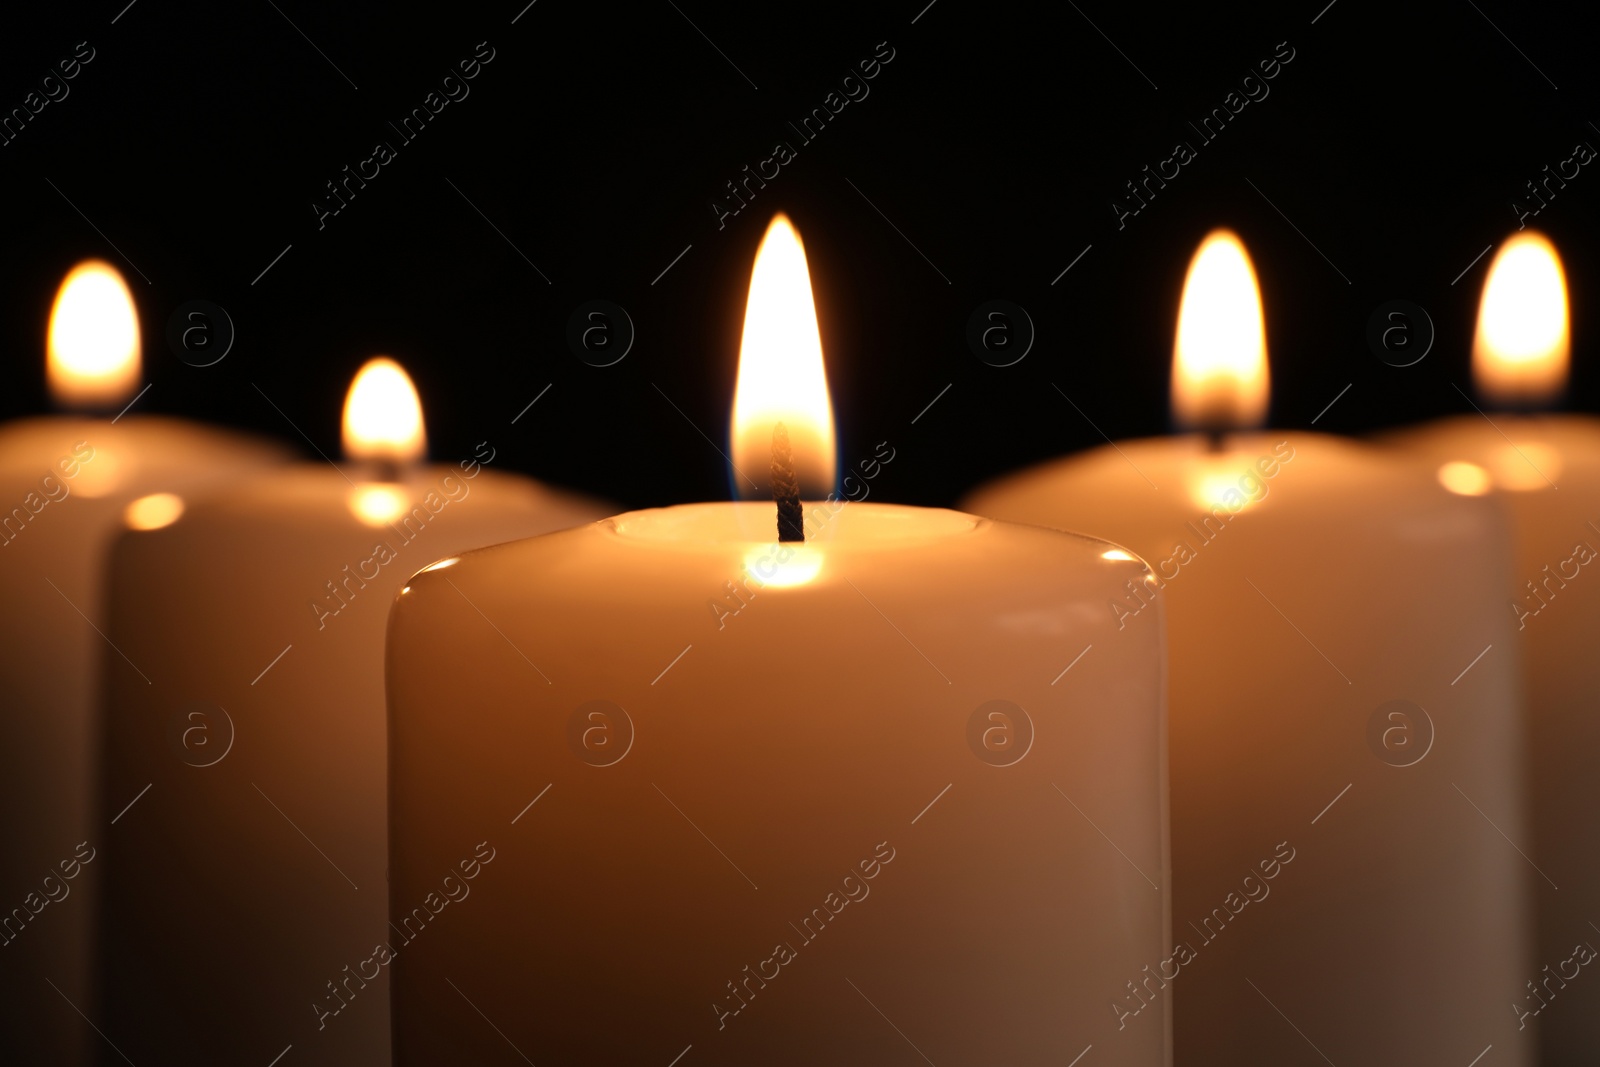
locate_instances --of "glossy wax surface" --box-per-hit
[968,431,1533,1067]
[0,414,287,1067]
[96,462,609,1066]
[387,502,1171,1066]
[1385,412,1600,1061]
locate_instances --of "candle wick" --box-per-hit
[771,422,803,543]
[1204,429,1227,453]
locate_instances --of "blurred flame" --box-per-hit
[342,358,426,463]
[348,483,410,526]
[1172,230,1269,431]
[731,215,836,499]
[47,261,141,408]
[124,492,184,530]
[1437,461,1492,496]
[1473,232,1568,406]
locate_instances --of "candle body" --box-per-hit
[386,502,1170,1065]
[0,415,285,1066]
[966,433,1534,1066]
[1384,413,1600,1059]
[95,464,608,1065]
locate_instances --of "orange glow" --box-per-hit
[731,215,836,499]
[1473,232,1568,406]
[124,492,184,530]
[71,447,121,499]
[1172,230,1269,431]
[1188,467,1254,512]
[342,357,426,463]
[1488,441,1561,492]
[1436,461,1492,496]
[47,260,141,408]
[741,544,824,587]
[348,483,411,526]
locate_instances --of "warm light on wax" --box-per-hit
[1473,232,1568,408]
[123,492,185,530]
[47,260,141,409]
[350,483,411,526]
[1436,460,1493,496]
[1172,229,1268,432]
[731,214,836,498]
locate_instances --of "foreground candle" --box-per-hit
[0,262,286,1067]
[385,214,1171,1065]
[966,231,1533,1065]
[1383,232,1600,1059]
[95,359,608,1065]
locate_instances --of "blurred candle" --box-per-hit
[384,215,1171,1066]
[966,230,1534,1065]
[95,359,609,1066]
[1383,232,1600,1060]
[0,261,286,1067]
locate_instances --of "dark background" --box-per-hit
[1,0,1595,508]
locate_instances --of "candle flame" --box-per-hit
[1172,230,1269,431]
[1473,232,1568,406]
[47,260,142,408]
[731,214,836,499]
[342,357,426,463]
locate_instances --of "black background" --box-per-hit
[1,0,1595,509]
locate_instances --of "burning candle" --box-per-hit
[1382,232,1600,1058]
[94,359,608,1066]
[384,215,1170,1066]
[965,230,1534,1065]
[0,261,286,1066]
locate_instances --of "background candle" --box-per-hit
[95,358,608,1066]
[0,261,287,1067]
[1382,232,1600,1059]
[386,214,1171,1065]
[965,231,1534,1066]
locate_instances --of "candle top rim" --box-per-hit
[961,429,1485,521]
[394,499,1157,611]
[0,414,291,479]
[603,501,980,547]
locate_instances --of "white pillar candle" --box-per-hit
[965,231,1534,1065]
[384,215,1172,1066]
[95,359,608,1066]
[0,261,286,1067]
[1382,232,1600,1059]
